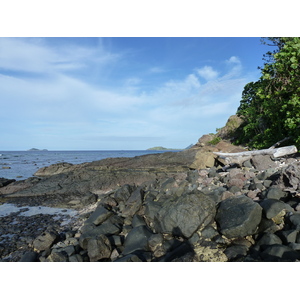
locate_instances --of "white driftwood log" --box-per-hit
[213,145,297,158]
[213,145,298,165]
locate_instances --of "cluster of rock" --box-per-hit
[2,135,300,262]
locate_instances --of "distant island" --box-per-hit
[27,148,48,151]
[147,144,194,151]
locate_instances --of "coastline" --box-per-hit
[1,142,300,262]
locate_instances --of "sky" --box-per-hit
[0,37,271,150]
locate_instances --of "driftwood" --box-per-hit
[213,145,298,165]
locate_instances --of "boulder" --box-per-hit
[256,233,283,249]
[122,225,153,256]
[260,244,300,261]
[33,230,58,252]
[87,234,112,262]
[146,191,216,239]
[120,186,144,218]
[85,205,113,226]
[216,195,262,238]
[259,198,293,219]
[251,155,278,171]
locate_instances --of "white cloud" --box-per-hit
[0,38,250,150]
[149,66,165,73]
[196,66,219,81]
[226,56,241,64]
[0,38,120,75]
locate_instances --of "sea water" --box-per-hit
[0,150,179,180]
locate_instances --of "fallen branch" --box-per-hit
[268,137,291,149]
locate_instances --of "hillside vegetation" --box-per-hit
[233,38,300,149]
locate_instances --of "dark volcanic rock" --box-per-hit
[146,191,216,239]
[122,225,153,256]
[85,205,113,226]
[259,198,293,219]
[216,195,262,238]
[0,178,16,188]
[260,244,300,261]
[87,234,112,262]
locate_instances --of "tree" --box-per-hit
[236,37,300,149]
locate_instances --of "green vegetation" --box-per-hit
[236,38,300,149]
[208,136,221,145]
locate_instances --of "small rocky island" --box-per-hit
[27,148,48,151]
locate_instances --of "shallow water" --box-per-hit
[0,203,78,219]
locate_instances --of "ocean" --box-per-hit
[0,150,180,180]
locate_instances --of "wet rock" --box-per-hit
[216,195,262,238]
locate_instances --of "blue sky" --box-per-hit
[0,37,271,150]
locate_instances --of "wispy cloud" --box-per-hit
[0,38,251,150]
[196,66,219,81]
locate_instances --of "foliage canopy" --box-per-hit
[236,37,300,149]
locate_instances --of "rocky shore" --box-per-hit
[1,137,300,262]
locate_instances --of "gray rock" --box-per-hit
[114,254,143,262]
[266,187,288,201]
[79,221,121,250]
[69,254,84,262]
[288,242,300,251]
[288,214,300,229]
[216,195,262,238]
[261,244,300,261]
[46,251,69,262]
[87,234,112,261]
[259,198,293,219]
[121,187,143,218]
[19,251,38,262]
[122,225,153,256]
[277,230,299,244]
[251,155,277,171]
[256,233,282,249]
[131,215,146,227]
[148,191,216,239]
[243,160,253,168]
[201,225,219,239]
[85,205,113,226]
[113,184,135,203]
[33,230,58,252]
[224,245,248,260]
